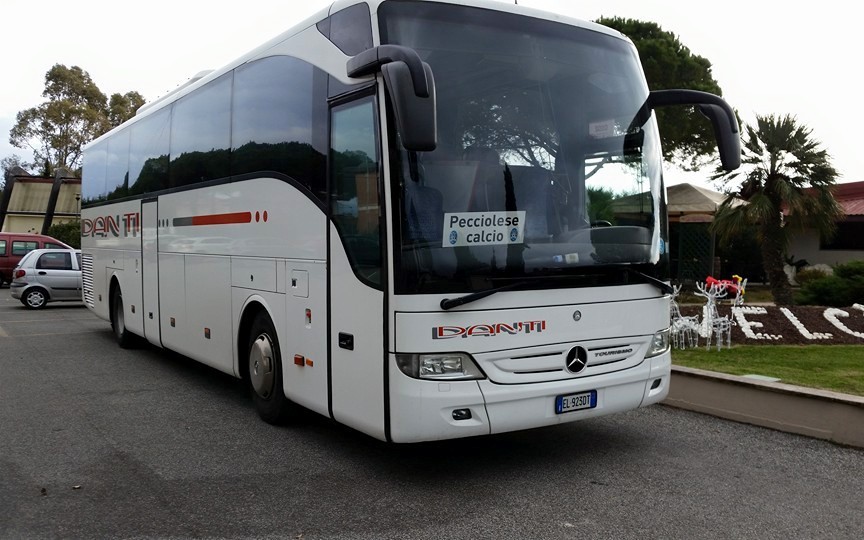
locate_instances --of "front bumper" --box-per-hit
[388,351,671,443]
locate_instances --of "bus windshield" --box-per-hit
[380,1,669,295]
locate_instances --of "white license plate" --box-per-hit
[555,390,597,414]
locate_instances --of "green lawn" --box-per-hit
[672,345,864,397]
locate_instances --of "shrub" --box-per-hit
[46,219,81,249]
[796,261,864,306]
[795,267,829,287]
[834,260,864,280]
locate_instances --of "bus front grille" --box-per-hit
[480,339,648,384]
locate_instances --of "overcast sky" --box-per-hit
[1,0,857,189]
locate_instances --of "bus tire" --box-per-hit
[110,285,137,349]
[246,310,295,424]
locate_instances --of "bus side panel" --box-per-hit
[329,223,386,441]
[81,201,145,326]
[122,246,144,337]
[186,254,233,374]
[157,252,234,375]
[282,260,328,417]
[159,253,187,355]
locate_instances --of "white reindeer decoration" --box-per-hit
[694,281,733,351]
[670,284,700,349]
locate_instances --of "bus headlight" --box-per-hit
[395,353,485,380]
[646,328,671,358]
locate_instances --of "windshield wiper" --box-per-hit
[439,267,672,310]
[621,267,674,295]
[440,281,527,310]
[440,274,591,310]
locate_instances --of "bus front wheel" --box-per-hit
[247,311,295,424]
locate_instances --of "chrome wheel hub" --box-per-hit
[249,334,275,398]
[27,291,45,308]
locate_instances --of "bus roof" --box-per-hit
[84,0,628,150]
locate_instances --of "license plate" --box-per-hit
[555,390,597,414]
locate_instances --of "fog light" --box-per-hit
[452,408,472,421]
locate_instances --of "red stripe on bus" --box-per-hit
[190,212,253,226]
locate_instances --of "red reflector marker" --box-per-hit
[294,355,305,366]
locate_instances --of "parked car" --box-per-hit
[0,232,71,287]
[9,248,83,309]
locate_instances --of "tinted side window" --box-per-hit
[12,241,38,256]
[232,57,326,200]
[330,97,382,287]
[45,242,66,249]
[328,3,373,55]
[0,239,6,256]
[82,140,107,204]
[106,128,131,200]
[170,73,232,188]
[129,107,171,196]
[37,252,73,270]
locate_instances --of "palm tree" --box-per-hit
[711,114,843,305]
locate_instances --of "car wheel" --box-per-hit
[22,288,48,309]
[110,287,137,349]
[247,310,296,424]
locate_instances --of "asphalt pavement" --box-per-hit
[1,293,863,539]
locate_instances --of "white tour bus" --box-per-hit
[81,0,740,443]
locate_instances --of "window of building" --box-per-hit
[821,220,864,250]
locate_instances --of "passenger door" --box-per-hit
[141,200,161,347]
[328,94,388,440]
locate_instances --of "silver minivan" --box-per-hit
[9,248,83,309]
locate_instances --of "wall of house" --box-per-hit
[0,176,81,233]
[788,229,863,267]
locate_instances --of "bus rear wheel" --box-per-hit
[110,286,136,349]
[247,311,295,424]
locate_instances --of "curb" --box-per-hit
[664,365,864,448]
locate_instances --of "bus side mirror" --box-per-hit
[347,45,438,152]
[381,61,437,151]
[697,103,738,170]
[646,89,741,171]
